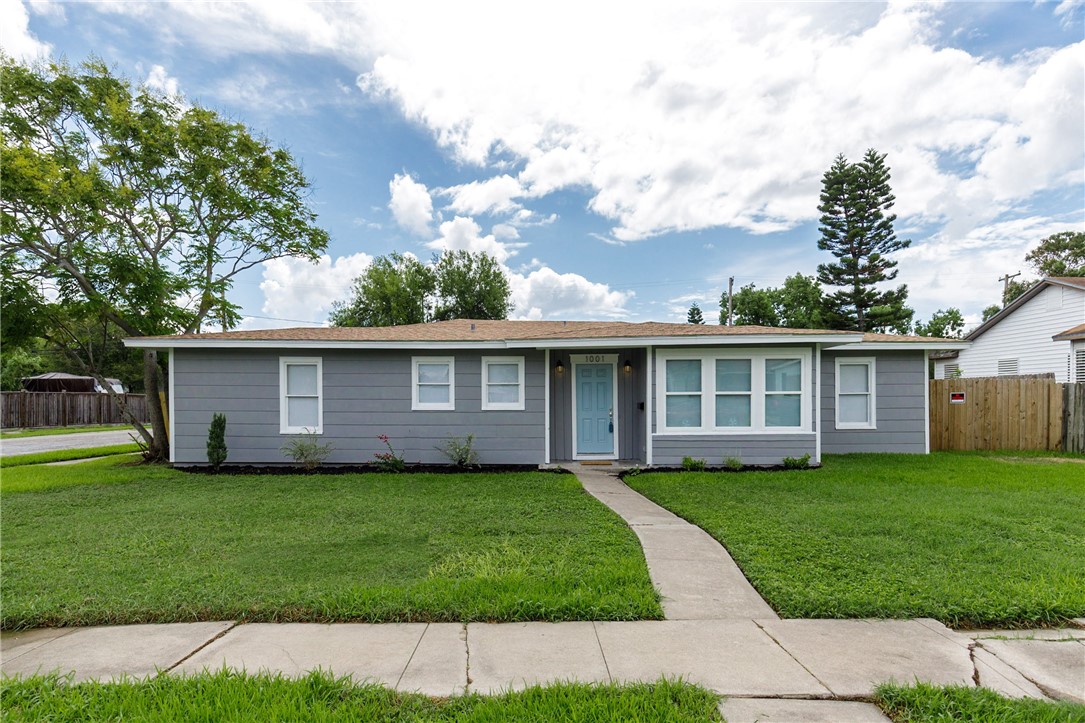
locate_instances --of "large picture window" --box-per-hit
[280,357,323,434]
[412,357,455,410]
[657,350,810,434]
[835,357,876,429]
[481,356,525,411]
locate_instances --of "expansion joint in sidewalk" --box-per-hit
[591,622,612,683]
[161,621,239,675]
[752,620,833,697]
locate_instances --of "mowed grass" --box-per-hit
[876,683,1085,722]
[626,453,1085,627]
[1,458,661,629]
[1,672,721,722]
[1,424,130,439]
[0,444,140,469]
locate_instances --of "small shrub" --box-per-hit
[206,413,228,471]
[280,429,333,471]
[681,456,706,472]
[437,434,479,468]
[723,456,743,471]
[374,434,406,473]
[782,453,812,470]
[625,465,643,478]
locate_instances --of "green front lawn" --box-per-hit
[1,424,130,439]
[876,683,1085,722]
[0,444,140,469]
[626,453,1085,628]
[1,673,721,722]
[1,458,662,629]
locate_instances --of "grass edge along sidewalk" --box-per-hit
[0,444,140,469]
[1,458,662,629]
[626,452,1085,629]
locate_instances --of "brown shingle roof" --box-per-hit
[1053,323,1085,341]
[134,319,960,344]
[1049,277,1085,289]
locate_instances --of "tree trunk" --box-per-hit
[143,349,170,461]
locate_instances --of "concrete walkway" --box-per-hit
[0,429,135,457]
[573,464,777,620]
[4,620,1082,716]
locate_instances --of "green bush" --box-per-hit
[723,456,743,471]
[281,430,333,471]
[206,413,228,471]
[681,456,706,471]
[437,434,479,468]
[782,453,812,470]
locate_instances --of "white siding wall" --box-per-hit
[937,284,1084,382]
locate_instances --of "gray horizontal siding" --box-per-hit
[171,348,545,466]
[651,434,816,466]
[821,350,927,454]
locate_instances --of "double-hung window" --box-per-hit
[835,357,876,429]
[482,356,525,410]
[715,359,751,427]
[665,359,702,428]
[412,357,455,410]
[280,357,323,434]
[658,350,809,433]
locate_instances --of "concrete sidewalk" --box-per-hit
[4,619,1082,708]
[573,464,777,620]
[0,429,135,457]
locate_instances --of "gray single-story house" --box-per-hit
[126,319,968,467]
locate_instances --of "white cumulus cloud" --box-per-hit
[425,215,519,264]
[388,173,433,236]
[509,267,633,320]
[258,252,373,323]
[441,174,523,216]
[0,0,51,61]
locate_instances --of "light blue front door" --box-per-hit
[577,363,614,455]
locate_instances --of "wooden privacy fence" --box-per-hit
[929,376,1085,452]
[0,391,150,429]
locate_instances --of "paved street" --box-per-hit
[0,429,136,457]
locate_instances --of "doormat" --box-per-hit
[580,461,613,466]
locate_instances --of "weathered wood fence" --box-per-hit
[929,376,1085,452]
[0,391,150,429]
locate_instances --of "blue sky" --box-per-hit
[3,0,1083,330]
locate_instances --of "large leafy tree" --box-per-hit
[1,56,329,460]
[1025,231,1085,277]
[914,307,965,338]
[816,150,912,332]
[720,284,779,326]
[718,274,827,329]
[329,252,435,327]
[432,250,512,321]
[330,249,513,327]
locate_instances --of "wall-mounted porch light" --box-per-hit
[555,359,565,374]
[623,360,633,374]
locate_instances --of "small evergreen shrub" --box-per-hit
[782,453,812,470]
[681,456,707,472]
[206,413,228,471]
[723,456,743,471]
[281,430,333,471]
[374,434,406,472]
[437,434,479,468]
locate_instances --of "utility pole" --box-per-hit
[727,276,734,326]
[998,271,1021,303]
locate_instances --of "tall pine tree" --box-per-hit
[816,150,912,333]
[687,302,705,324]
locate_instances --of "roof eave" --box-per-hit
[835,341,971,351]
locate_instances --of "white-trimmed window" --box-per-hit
[715,359,751,428]
[412,357,455,410]
[665,359,702,428]
[482,356,525,411]
[657,350,810,434]
[280,357,323,434]
[835,357,876,430]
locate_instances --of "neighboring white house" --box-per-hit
[1053,323,1085,383]
[933,277,1085,382]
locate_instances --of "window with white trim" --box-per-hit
[280,357,323,434]
[665,359,702,428]
[481,356,525,410]
[657,350,810,433]
[412,357,455,410]
[715,359,751,427]
[835,357,876,429]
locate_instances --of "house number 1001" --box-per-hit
[584,355,606,363]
